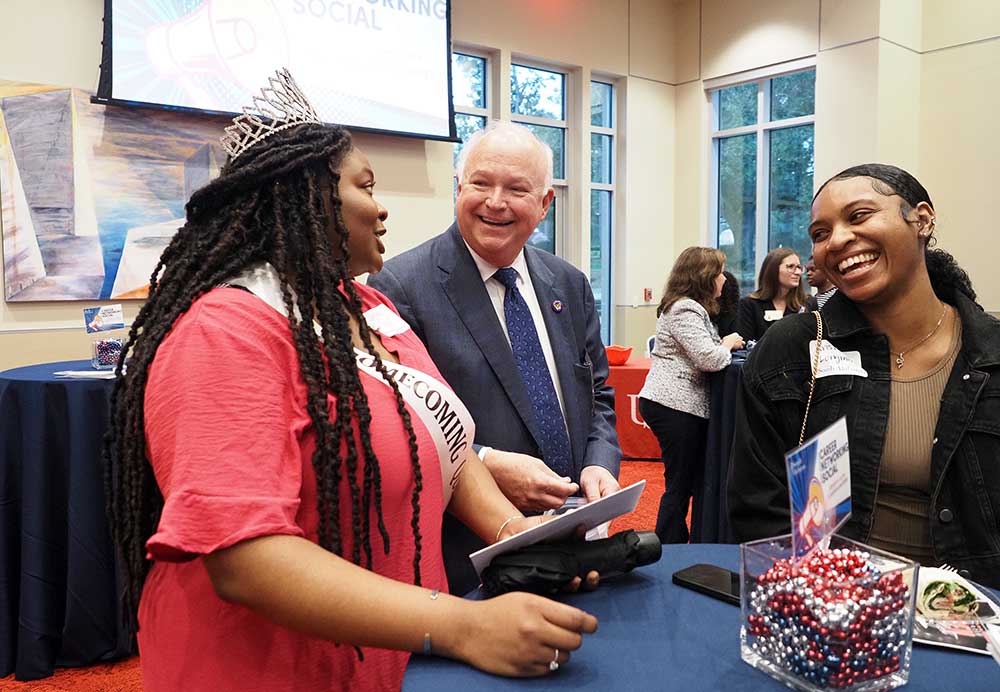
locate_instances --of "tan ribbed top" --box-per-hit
[867,317,962,565]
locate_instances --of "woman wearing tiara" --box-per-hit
[104,70,597,692]
[728,164,1000,588]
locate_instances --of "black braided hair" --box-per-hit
[814,163,978,306]
[103,123,425,634]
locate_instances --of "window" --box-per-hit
[450,55,570,259]
[710,68,815,295]
[510,63,567,255]
[590,80,614,344]
[451,52,488,170]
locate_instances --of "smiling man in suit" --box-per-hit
[369,121,621,593]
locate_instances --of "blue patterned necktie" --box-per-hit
[493,267,573,479]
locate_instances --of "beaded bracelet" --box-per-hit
[422,589,440,655]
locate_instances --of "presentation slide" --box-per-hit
[110,0,452,138]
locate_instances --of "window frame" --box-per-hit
[707,60,816,290]
[589,77,615,345]
[509,57,570,256]
[451,50,490,118]
[451,48,491,171]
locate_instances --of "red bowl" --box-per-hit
[605,345,633,366]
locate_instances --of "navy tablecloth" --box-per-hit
[403,544,999,691]
[692,359,744,543]
[0,360,131,680]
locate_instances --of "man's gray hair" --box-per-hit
[455,120,554,191]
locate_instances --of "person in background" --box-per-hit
[637,247,745,543]
[104,72,597,692]
[728,163,1000,589]
[712,270,741,338]
[369,121,621,594]
[803,254,837,311]
[737,247,807,342]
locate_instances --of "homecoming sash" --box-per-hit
[224,263,473,505]
[353,349,473,506]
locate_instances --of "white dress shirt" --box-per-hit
[463,241,569,426]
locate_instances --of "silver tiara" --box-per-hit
[220,68,323,160]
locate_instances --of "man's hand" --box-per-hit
[482,450,578,511]
[579,466,620,502]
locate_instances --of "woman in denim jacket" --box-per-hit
[729,164,1000,588]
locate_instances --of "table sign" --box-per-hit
[785,416,851,559]
[84,304,125,333]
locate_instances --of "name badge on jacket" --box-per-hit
[764,309,784,322]
[809,340,869,379]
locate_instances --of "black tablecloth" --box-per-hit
[692,359,744,543]
[403,544,1000,691]
[0,360,131,680]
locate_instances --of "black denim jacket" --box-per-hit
[728,290,1000,588]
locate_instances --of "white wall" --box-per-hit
[616,76,676,347]
[701,0,820,80]
[919,26,1000,314]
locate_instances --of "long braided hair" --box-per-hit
[104,123,424,631]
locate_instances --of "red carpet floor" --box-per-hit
[1,461,667,691]
[609,459,665,534]
[1,657,143,692]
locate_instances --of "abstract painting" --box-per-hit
[0,80,228,301]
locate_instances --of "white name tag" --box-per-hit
[809,340,868,379]
[764,309,784,322]
[363,304,411,337]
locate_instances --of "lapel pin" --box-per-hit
[551,300,563,313]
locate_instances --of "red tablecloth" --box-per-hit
[606,356,660,460]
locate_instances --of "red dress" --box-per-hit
[138,283,448,692]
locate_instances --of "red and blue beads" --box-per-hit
[744,548,910,690]
[91,338,124,370]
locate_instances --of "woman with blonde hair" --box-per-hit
[737,247,808,342]
[638,247,744,543]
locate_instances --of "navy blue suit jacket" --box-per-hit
[368,223,620,592]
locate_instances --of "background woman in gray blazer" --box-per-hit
[638,248,745,543]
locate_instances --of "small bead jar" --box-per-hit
[91,338,124,370]
[740,534,917,692]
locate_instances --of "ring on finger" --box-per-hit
[549,648,560,672]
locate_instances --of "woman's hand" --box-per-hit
[722,332,745,351]
[449,592,598,676]
[496,515,602,592]
[496,514,547,541]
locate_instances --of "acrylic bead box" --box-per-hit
[740,534,917,692]
[91,338,124,370]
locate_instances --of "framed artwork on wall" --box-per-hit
[0,80,228,301]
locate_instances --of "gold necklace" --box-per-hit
[893,304,947,369]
